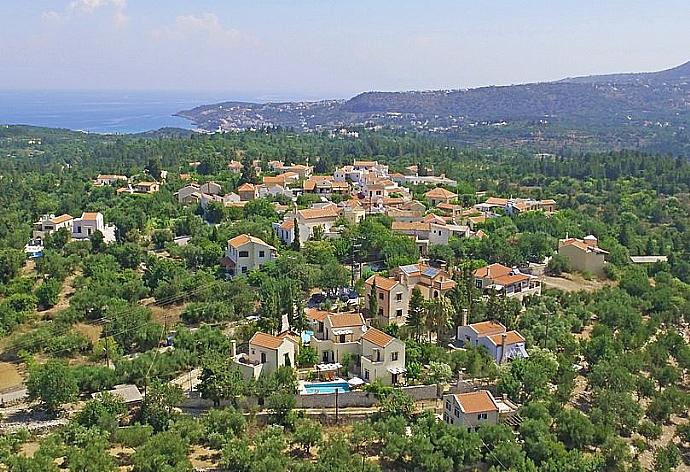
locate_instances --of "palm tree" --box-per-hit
[425,295,454,344]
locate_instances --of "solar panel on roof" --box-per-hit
[400,264,419,273]
[423,267,440,277]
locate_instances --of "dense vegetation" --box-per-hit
[1,126,690,471]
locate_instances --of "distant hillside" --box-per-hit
[177,61,690,154]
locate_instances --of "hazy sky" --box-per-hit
[1,0,688,99]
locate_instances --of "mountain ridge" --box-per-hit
[177,61,690,154]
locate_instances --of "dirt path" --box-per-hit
[539,273,613,292]
[39,272,78,320]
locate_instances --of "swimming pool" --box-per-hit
[302,381,350,394]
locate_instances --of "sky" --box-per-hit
[0,0,688,100]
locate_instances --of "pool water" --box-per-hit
[303,381,350,394]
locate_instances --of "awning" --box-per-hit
[332,329,353,336]
[316,363,342,371]
[387,367,407,375]
[348,377,365,386]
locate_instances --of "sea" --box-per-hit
[0,90,264,134]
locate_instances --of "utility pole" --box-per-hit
[335,387,339,423]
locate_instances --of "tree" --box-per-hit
[427,361,453,385]
[406,287,425,341]
[35,278,61,309]
[0,248,24,284]
[239,156,258,185]
[555,408,594,449]
[131,430,192,472]
[64,428,117,472]
[368,278,379,318]
[425,296,454,344]
[547,254,571,276]
[27,360,78,415]
[152,229,173,250]
[139,381,184,432]
[146,156,163,180]
[222,437,252,472]
[75,392,126,431]
[292,418,322,453]
[204,201,225,224]
[378,389,414,419]
[291,218,301,251]
[90,230,105,253]
[266,391,296,427]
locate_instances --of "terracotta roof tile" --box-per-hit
[365,275,400,292]
[361,327,395,348]
[50,214,73,224]
[487,330,525,346]
[305,308,329,322]
[425,187,457,199]
[328,313,365,328]
[473,263,512,279]
[81,212,100,221]
[468,320,506,336]
[454,390,499,414]
[250,332,284,350]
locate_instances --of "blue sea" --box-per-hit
[0,90,262,134]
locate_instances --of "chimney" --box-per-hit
[461,309,468,327]
[231,340,237,358]
[499,333,508,364]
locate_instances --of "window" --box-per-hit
[339,334,345,343]
[260,352,267,363]
[364,369,369,380]
[475,279,482,289]
[396,309,403,317]
[396,293,402,302]
[391,352,399,361]
[378,292,384,300]
[454,408,460,418]
[477,413,488,420]
[378,308,383,316]
[445,401,451,410]
[443,413,448,422]
[259,250,265,258]
[239,250,249,258]
[76,226,82,233]
[241,266,248,274]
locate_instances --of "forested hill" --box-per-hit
[177,61,690,155]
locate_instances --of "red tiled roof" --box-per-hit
[250,332,284,350]
[454,390,499,414]
[361,327,395,348]
[487,330,525,346]
[468,320,506,336]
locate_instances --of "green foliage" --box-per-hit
[26,359,78,414]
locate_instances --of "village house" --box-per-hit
[303,176,350,196]
[425,187,458,207]
[221,234,277,276]
[273,219,296,245]
[93,384,143,409]
[443,390,500,431]
[364,264,456,326]
[93,174,127,186]
[33,213,74,238]
[391,263,456,300]
[228,160,243,173]
[338,200,366,224]
[456,319,528,364]
[308,311,406,385]
[268,161,313,179]
[475,197,557,215]
[117,181,160,195]
[293,203,341,245]
[391,173,458,187]
[71,212,116,243]
[558,235,608,276]
[232,333,296,380]
[364,275,410,326]
[262,172,299,187]
[473,263,541,300]
[237,183,258,201]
